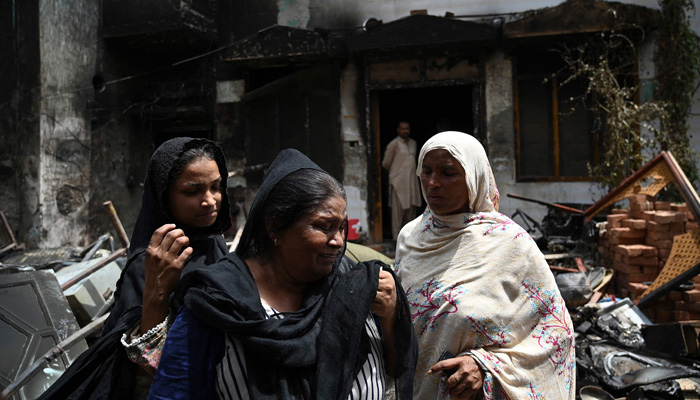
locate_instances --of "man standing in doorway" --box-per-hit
[382,121,422,240]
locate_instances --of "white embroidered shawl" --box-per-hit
[396,132,575,400]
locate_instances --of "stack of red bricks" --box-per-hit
[597,194,699,323]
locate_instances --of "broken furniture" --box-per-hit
[583,151,700,323]
[575,298,700,398]
[507,193,592,253]
[0,200,131,399]
[0,271,89,400]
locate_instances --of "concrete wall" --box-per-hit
[308,0,660,30]
[0,0,41,247]
[37,0,99,247]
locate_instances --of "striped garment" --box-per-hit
[215,303,386,400]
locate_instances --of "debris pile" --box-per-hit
[597,195,699,323]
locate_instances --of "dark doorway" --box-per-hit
[376,85,476,241]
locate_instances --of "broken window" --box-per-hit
[514,49,599,181]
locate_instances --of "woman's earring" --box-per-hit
[274,238,278,246]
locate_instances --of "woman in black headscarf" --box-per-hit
[40,137,231,400]
[148,148,417,400]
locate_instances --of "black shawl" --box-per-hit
[177,148,417,399]
[39,137,231,400]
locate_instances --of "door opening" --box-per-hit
[374,85,477,242]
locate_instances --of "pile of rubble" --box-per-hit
[597,195,699,323]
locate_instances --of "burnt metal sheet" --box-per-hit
[0,270,88,400]
[221,25,346,67]
[347,14,497,53]
[504,0,661,40]
[0,247,81,270]
[641,323,700,357]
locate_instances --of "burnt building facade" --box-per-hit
[1,0,696,247]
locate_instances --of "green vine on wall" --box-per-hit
[653,0,700,189]
[558,33,668,191]
[557,0,700,192]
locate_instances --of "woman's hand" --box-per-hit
[141,224,193,333]
[371,269,397,320]
[372,269,399,376]
[429,355,485,399]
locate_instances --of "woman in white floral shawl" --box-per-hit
[395,131,575,400]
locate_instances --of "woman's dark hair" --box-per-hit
[249,168,346,256]
[167,143,220,187]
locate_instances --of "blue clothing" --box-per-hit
[149,308,224,400]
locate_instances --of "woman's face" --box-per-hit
[167,157,223,229]
[420,149,470,216]
[275,195,347,283]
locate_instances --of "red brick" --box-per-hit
[607,214,628,228]
[631,201,653,212]
[673,310,691,321]
[641,211,657,221]
[658,248,672,259]
[641,265,660,275]
[668,291,684,301]
[613,263,643,274]
[631,194,655,202]
[616,244,658,257]
[655,300,677,310]
[627,273,659,283]
[647,230,677,241]
[676,301,700,312]
[686,211,695,221]
[622,219,648,230]
[653,211,676,224]
[624,255,659,266]
[612,208,630,215]
[654,201,671,211]
[673,212,688,223]
[647,220,669,232]
[686,222,699,231]
[670,222,685,233]
[655,239,674,249]
[612,235,644,245]
[671,203,689,212]
[682,289,700,302]
[612,227,646,239]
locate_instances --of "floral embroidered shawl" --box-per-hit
[395,131,575,400]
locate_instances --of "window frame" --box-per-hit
[513,56,601,183]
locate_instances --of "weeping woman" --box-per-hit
[149,148,417,400]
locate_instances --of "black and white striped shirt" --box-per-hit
[214,302,386,400]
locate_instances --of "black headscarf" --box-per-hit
[178,148,417,399]
[104,136,232,333]
[39,137,232,400]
